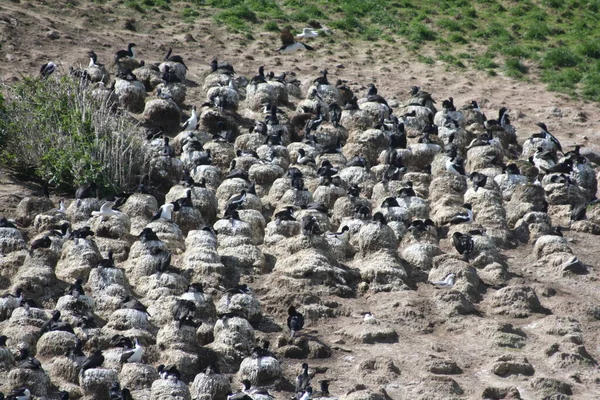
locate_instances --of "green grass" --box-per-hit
[117,0,600,101]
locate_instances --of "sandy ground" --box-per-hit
[1,1,600,399]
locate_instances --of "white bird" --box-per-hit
[120,337,143,363]
[297,28,319,38]
[57,200,67,214]
[363,312,376,322]
[182,106,198,131]
[152,203,176,221]
[91,201,119,221]
[429,273,456,289]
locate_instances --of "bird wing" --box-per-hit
[281,28,295,45]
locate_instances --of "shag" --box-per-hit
[114,43,136,64]
[164,47,188,70]
[287,305,305,338]
[449,203,473,225]
[40,62,56,79]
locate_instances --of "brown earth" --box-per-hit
[1,1,600,399]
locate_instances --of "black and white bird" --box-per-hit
[452,232,474,261]
[98,250,116,268]
[6,388,31,400]
[182,106,198,131]
[91,201,120,221]
[122,296,150,316]
[172,299,198,328]
[152,203,176,221]
[16,348,42,370]
[157,364,181,381]
[429,273,456,289]
[446,155,466,175]
[40,62,57,79]
[287,305,305,338]
[40,310,74,334]
[295,363,311,396]
[533,122,563,153]
[30,235,51,252]
[449,203,473,224]
[66,279,85,298]
[120,337,143,363]
[277,28,314,53]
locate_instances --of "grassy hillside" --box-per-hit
[120,0,600,101]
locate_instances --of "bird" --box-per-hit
[469,172,488,191]
[373,212,387,225]
[240,379,275,398]
[157,364,181,381]
[327,225,350,241]
[296,363,311,396]
[298,387,313,400]
[58,390,69,400]
[16,348,42,370]
[224,190,247,217]
[210,59,235,75]
[30,235,51,252]
[164,47,188,70]
[172,299,198,328]
[452,232,474,261]
[6,388,31,400]
[120,337,143,363]
[533,122,563,153]
[302,215,322,235]
[150,247,171,273]
[114,43,136,64]
[76,182,97,205]
[88,50,102,67]
[274,206,296,223]
[40,62,57,79]
[277,28,315,53]
[182,106,198,131]
[161,65,181,83]
[287,305,305,338]
[0,216,17,228]
[297,27,319,38]
[62,281,81,302]
[152,203,176,221]
[122,296,150,316]
[98,251,115,268]
[81,349,104,374]
[297,148,316,166]
[429,273,456,289]
[446,155,466,175]
[449,203,473,224]
[91,201,120,221]
[40,310,74,334]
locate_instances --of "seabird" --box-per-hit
[88,50,102,67]
[313,381,331,398]
[446,155,466,175]
[109,382,134,400]
[469,172,488,191]
[219,284,251,295]
[16,348,42,370]
[287,305,305,338]
[120,337,143,363]
[0,335,7,347]
[152,203,176,221]
[366,83,389,107]
[30,235,51,252]
[66,338,85,358]
[225,160,249,181]
[297,27,319,38]
[317,160,338,178]
[98,250,115,268]
[150,247,171,273]
[57,200,67,213]
[157,364,181,381]
[295,363,311,395]
[210,59,235,75]
[66,279,85,298]
[114,43,136,64]
[76,182,97,204]
[40,310,74,334]
[274,206,296,223]
[250,66,267,85]
[91,201,120,221]
[0,217,17,229]
[71,226,95,242]
[302,215,322,235]
[408,219,436,234]
[297,148,316,166]
[240,379,275,398]
[449,203,473,224]
[251,341,275,359]
[373,212,387,225]
[122,296,150,316]
[40,62,56,79]
[164,47,188,70]
[429,273,456,289]
[298,387,313,400]
[172,299,198,328]
[6,388,31,400]
[182,106,198,131]
[327,225,349,241]
[533,122,563,153]
[452,232,474,261]
[277,28,314,53]
[224,190,247,217]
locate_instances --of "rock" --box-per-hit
[142,99,182,133]
[114,78,146,113]
[490,285,546,318]
[425,355,463,375]
[491,355,534,376]
[531,377,572,397]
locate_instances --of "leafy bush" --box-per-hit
[0,76,147,195]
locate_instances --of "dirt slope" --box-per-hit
[1,1,600,399]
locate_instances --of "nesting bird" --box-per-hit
[287,305,305,338]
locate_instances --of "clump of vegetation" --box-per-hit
[0,76,147,195]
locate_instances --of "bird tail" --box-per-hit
[290,329,295,338]
[303,43,315,51]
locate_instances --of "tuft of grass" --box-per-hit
[542,47,581,69]
[0,76,147,194]
[214,5,258,31]
[504,58,528,77]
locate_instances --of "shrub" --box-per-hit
[0,76,148,195]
